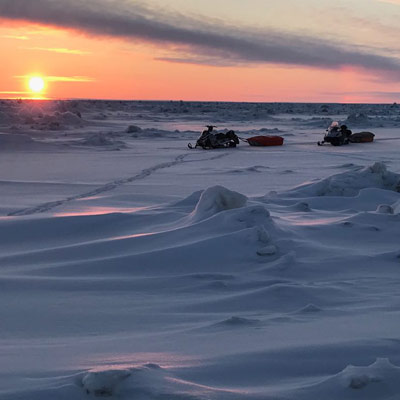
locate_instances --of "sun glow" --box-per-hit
[28,76,45,93]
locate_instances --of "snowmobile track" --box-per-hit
[8,152,232,216]
[8,154,188,216]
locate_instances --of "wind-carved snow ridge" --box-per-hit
[82,369,131,397]
[287,162,400,197]
[79,364,235,399]
[299,358,400,399]
[341,358,399,390]
[182,186,279,258]
[190,185,248,221]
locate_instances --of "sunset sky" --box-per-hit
[1,0,400,102]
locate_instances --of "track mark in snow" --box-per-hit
[8,151,233,216]
[8,154,191,216]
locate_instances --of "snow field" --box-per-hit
[0,100,400,399]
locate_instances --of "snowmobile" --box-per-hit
[188,126,239,149]
[318,122,352,146]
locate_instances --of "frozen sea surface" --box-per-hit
[1,100,400,399]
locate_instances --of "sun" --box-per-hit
[28,76,45,93]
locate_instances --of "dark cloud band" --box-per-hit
[1,0,400,75]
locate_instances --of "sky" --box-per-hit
[1,0,400,102]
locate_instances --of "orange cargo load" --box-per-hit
[246,136,284,146]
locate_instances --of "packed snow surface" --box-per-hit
[1,99,400,399]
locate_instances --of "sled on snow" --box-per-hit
[349,131,375,143]
[188,126,284,149]
[242,135,284,147]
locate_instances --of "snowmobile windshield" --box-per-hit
[328,121,340,130]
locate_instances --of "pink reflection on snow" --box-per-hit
[166,376,251,396]
[280,215,347,226]
[79,352,251,397]
[110,232,155,241]
[80,352,201,370]
[53,206,147,217]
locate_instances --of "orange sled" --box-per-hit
[349,132,375,143]
[245,136,284,146]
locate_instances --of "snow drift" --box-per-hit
[190,185,248,221]
[287,162,400,197]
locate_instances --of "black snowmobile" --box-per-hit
[318,122,352,146]
[188,126,239,149]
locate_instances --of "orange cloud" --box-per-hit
[1,34,28,40]
[24,47,90,55]
[46,76,95,82]
[15,75,94,82]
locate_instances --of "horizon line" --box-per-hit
[0,97,398,105]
